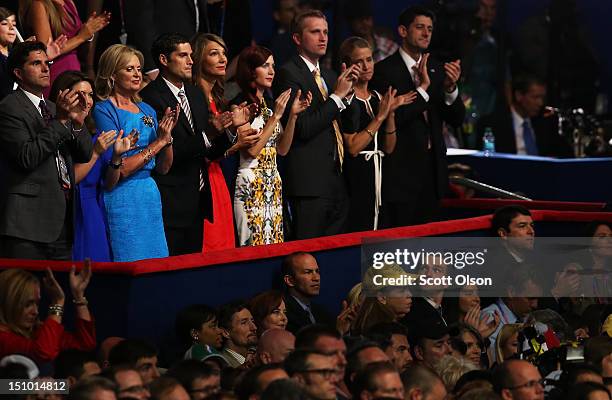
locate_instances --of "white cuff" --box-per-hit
[202,131,212,149]
[416,87,430,102]
[444,87,459,105]
[330,93,346,111]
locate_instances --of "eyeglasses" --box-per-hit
[298,368,340,379]
[507,379,545,390]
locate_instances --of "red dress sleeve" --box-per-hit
[0,318,96,363]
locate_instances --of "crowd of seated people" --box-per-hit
[1,222,611,399]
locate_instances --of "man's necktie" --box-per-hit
[40,100,71,190]
[179,90,205,191]
[313,68,344,171]
[522,120,539,156]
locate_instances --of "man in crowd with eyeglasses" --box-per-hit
[285,349,340,400]
[101,365,151,400]
[493,359,545,400]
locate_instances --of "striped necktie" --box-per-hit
[179,89,205,191]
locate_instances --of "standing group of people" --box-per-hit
[0,5,466,262]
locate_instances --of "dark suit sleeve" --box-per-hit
[0,102,73,171]
[441,94,466,128]
[273,65,341,142]
[67,131,94,164]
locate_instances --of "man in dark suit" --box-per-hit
[0,41,93,260]
[139,33,232,256]
[281,252,334,334]
[476,74,573,157]
[272,9,359,239]
[370,6,465,227]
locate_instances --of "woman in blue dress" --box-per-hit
[93,44,178,262]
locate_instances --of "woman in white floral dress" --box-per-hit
[232,45,311,245]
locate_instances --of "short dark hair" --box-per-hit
[491,205,532,236]
[401,364,442,395]
[218,300,249,331]
[351,361,397,399]
[567,381,611,400]
[295,324,341,349]
[511,74,546,96]
[560,362,602,390]
[366,322,409,352]
[149,376,184,399]
[53,350,98,380]
[49,70,95,104]
[398,5,436,28]
[290,9,326,36]
[175,304,218,345]
[584,337,612,373]
[151,32,190,69]
[503,263,541,295]
[346,340,385,380]
[260,378,310,400]
[107,338,158,368]
[166,359,219,393]
[236,363,284,400]
[491,360,520,394]
[281,252,311,279]
[284,349,326,376]
[7,41,47,81]
[67,376,117,400]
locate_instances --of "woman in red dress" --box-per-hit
[0,262,96,363]
[191,33,258,251]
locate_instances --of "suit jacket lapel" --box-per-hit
[154,77,195,135]
[294,56,323,102]
[15,89,46,127]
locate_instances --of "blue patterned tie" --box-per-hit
[522,120,539,156]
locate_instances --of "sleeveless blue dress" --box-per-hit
[92,99,169,261]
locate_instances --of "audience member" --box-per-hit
[567,382,611,400]
[337,36,413,231]
[175,304,224,362]
[191,32,258,251]
[218,301,258,368]
[0,265,95,362]
[343,0,399,63]
[366,322,413,373]
[236,363,289,400]
[140,33,228,256]
[492,359,544,400]
[19,0,110,93]
[93,44,178,261]
[108,339,161,385]
[584,336,612,387]
[67,376,118,400]
[54,349,101,386]
[401,363,447,400]
[477,74,572,157]
[370,5,465,227]
[248,290,288,333]
[272,9,360,240]
[345,341,390,385]
[410,320,453,368]
[351,361,403,399]
[285,349,339,400]
[452,323,486,368]
[443,285,500,341]
[0,7,18,100]
[101,365,150,400]
[0,41,93,260]
[256,329,295,364]
[403,261,450,328]
[282,252,334,333]
[433,354,477,392]
[149,376,190,400]
[260,378,311,400]
[493,324,521,365]
[166,359,221,400]
[232,44,310,246]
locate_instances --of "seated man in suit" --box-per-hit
[282,252,335,334]
[402,260,449,329]
[477,74,573,157]
[218,301,258,368]
[0,41,93,260]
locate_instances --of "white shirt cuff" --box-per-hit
[330,93,346,111]
[416,87,430,102]
[444,87,459,105]
[202,131,212,149]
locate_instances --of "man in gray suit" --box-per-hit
[0,41,93,260]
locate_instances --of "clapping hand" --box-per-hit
[231,102,257,127]
[42,268,65,305]
[391,91,418,112]
[443,59,461,92]
[69,258,92,301]
[93,130,117,155]
[290,89,312,115]
[80,11,111,40]
[211,111,233,134]
[113,129,139,156]
[336,300,360,335]
[464,306,500,339]
[56,89,88,126]
[157,104,180,142]
[413,53,431,90]
[377,87,398,121]
[46,34,67,61]
[273,88,293,117]
[235,125,262,149]
[334,63,361,98]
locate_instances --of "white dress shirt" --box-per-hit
[299,55,347,111]
[511,106,530,155]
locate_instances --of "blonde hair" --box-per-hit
[191,33,227,107]
[19,0,65,38]
[0,269,40,338]
[95,44,144,102]
[434,355,478,392]
[495,323,522,362]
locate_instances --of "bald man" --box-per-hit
[493,359,544,400]
[257,329,296,364]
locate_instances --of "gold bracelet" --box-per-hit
[141,147,154,162]
[73,297,88,306]
[48,304,64,317]
[385,130,397,135]
[366,128,376,138]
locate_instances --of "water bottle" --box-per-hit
[482,127,495,156]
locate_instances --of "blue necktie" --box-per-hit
[522,120,539,155]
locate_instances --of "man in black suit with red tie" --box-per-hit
[273,10,359,239]
[140,33,231,255]
[370,6,465,227]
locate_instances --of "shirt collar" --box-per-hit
[497,298,518,323]
[424,297,442,310]
[299,55,320,74]
[224,348,245,364]
[291,294,311,311]
[399,47,421,73]
[20,87,45,110]
[511,106,528,128]
[162,76,184,98]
